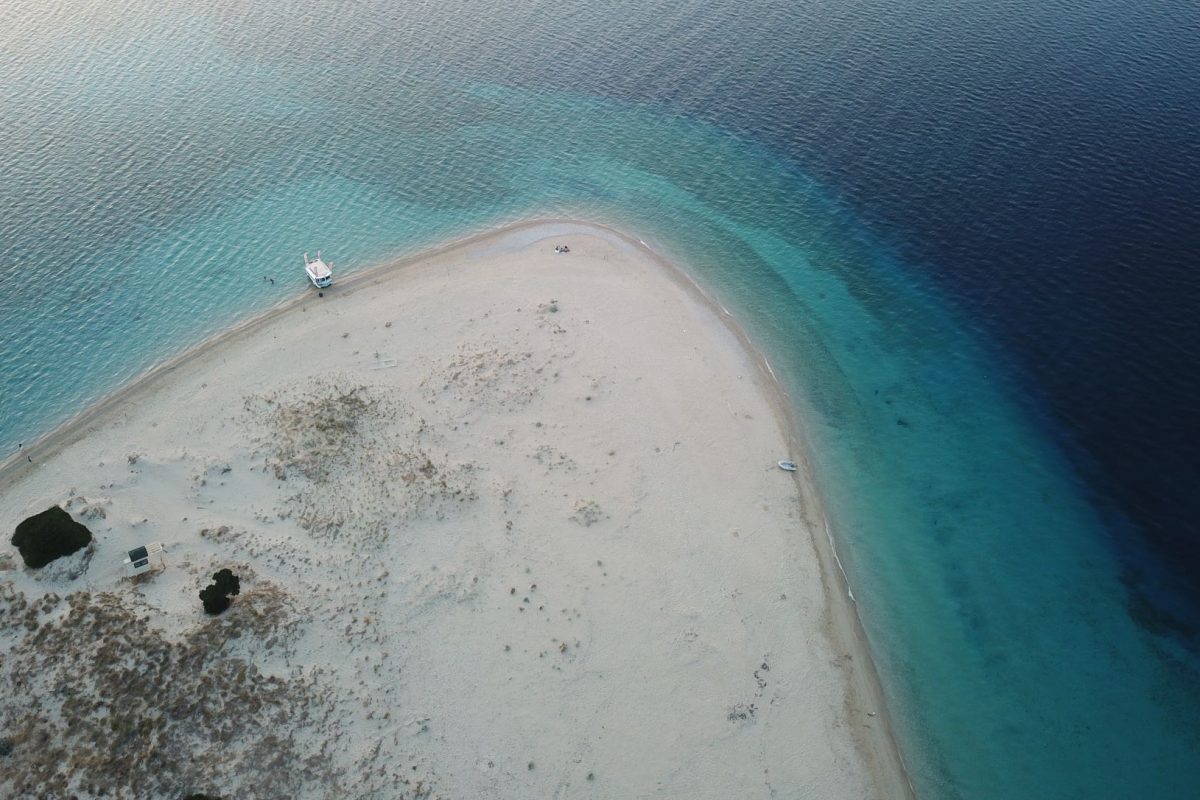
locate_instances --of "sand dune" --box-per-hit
[0,222,910,799]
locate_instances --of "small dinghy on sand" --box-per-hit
[778,460,798,472]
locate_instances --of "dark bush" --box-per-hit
[199,568,241,615]
[11,506,92,568]
[182,794,223,800]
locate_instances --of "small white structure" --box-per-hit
[304,251,333,288]
[124,542,166,575]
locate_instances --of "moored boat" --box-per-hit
[304,251,333,288]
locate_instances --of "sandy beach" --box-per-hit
[0,222,911,799]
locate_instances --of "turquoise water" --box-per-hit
[2,2,1198,797]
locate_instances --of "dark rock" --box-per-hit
[11,506,92,569]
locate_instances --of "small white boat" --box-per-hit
[304,251,333,288]
[778,460,798,472]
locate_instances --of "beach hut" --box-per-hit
[123,542,166,575]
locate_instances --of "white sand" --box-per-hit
[0,222,910,799]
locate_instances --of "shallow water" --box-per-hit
[1,1,1198,796]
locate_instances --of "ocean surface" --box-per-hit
[2,1,1198,797]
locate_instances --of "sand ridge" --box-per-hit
[0,222,911,799]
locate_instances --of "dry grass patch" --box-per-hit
[0,583,334,799]
[245,377,477,544]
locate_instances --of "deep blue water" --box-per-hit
[1,1,1198,797]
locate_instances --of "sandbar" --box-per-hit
[0,221,911,799]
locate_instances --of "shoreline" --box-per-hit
[630,226,916,798]
[0,218,913,798]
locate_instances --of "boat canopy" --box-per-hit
[308,259,332,280]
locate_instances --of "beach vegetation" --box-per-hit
[199,568,242,615]
[10,506,92,569]
[0,586,331,796]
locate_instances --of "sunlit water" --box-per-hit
[2,2,1198,797]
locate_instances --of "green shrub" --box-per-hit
[199,569,241,615]
[10,506,92,568]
